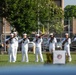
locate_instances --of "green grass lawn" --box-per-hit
[0,53,76,66]
[0,53,47,66]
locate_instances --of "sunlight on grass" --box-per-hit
[0,53,76,66]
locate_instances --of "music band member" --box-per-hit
[62,33,72,62]
[19,33,29,62]
[33,34,44,62]
[47,33,57,53]
[5,33,15,62]
[13,32,18,62]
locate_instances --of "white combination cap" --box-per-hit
[23,33,27,36]
[65,33,69,35]
[50,33,53,35]
[36,34,40,36]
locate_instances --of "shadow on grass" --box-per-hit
[0,60,8,62]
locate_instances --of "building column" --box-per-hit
[61,0,64,10]
[73,17,76,35]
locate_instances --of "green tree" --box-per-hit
[5,0,37,35]
[39,0,64,34]
[0,0,6,17]
[4,0,64,35]
[64,5,76,19]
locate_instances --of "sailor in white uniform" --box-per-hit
[47,33,57,53]
[62,33,72,62]
[19,33,29,62]
[5,33,15,62]
[13,32,18,62]
[33,34,44,62]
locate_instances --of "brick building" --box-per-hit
[0,18,11,42]
[54,0,64,9]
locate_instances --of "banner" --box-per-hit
[53,50,66,64]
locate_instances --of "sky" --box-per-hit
[64,0,76,7]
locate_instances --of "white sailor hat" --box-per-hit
[23,33,27,36]
[65,33,69,35]
[10,33,14,36]
[35,34,40,36]
[13,32,17,34]
[50,33,53,35]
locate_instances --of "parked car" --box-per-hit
[55,38,63,50]
[28,42,35,53]
[28,37,35,53]
[70,40,76,51]
[42,37,49,51]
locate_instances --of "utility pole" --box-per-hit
[37,3,40,34]
[47,4,50,34]
[4,21,6,52]
[68,19,70,37]
[0,17,3,44]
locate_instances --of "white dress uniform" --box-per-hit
[47,37,57,53]
[13,32,18,62]
[33,36,44,62]
[13,36,18,62]
[19,38,29,62]
[5,34,15,62]
[62,38,72,62]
